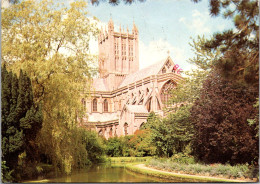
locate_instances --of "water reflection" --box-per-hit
[38,163,178,183]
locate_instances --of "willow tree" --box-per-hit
[2,0,98,173]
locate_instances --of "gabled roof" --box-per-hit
[92,78,108,91]
[91,56,175,92]
[87,112,118,122]
[125,105,148,113]
[118,56,172,88]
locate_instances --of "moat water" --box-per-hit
[25,163,183,183]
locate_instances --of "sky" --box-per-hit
[2,0,235,72]
[86,0,235,71]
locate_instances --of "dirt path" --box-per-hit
[135,164,252,182]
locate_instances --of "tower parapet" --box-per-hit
[98,19,139,90]
[108,18,114,33]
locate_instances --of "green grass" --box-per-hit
[108,157,152,163]
[125,163,242,182]
[146,158,257,180]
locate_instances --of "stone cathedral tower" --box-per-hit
[98,18,139,91]
[83,19,182,139]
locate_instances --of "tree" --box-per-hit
[1,66,43,181]
[169,35,220,109]
[90,0,145,6]
[143,111,193,157]
[191,72,258,164]
[192,0,259,87]
[2,0,99,174]
[128,129,156,156]
[189,0,259,165]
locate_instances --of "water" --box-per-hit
[26,163,180,183]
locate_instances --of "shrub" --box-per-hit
[171,153,196,164]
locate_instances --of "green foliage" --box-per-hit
[188,35,220,71]
[2,0,99,175]
[189,0,259,167]
[106,137,124,157]
[170,153,196,164]
[83,130,106,163]
[1,161,13,183]
[1,65,43,182]
[105,136,133,157]
[193,0,259,87]
[128,129,156,157]
[143,113,173,157]
[105,131,155,157]
[143,108,193,157]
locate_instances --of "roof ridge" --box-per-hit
[118,56,170,88]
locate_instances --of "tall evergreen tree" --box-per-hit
[1,66,43,181]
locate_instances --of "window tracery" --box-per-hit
[103,99,108,112]
[166,61,171,68]
[92,98,97,112]
[160,80,175,105]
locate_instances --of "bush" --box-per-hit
[171,153,196,164]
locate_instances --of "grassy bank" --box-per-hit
[125,163,244,182]
[146,158,258,181]
[108,157,152,163]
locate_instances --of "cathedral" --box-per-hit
[81,19,182,139]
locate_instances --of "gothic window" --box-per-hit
[146,97,152,112]
[124,123,128,135]
[162,67,166,74]
[122,39,126,60]
[166,61,171,68]
[115,38,119,57]
[160,80,175,105]
[129,40,133,61]
[103,99,108,112]
[92,98,97,112]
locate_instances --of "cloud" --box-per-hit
[139,39,186,70]
[87,21,193,72]
[179,10,211,35]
